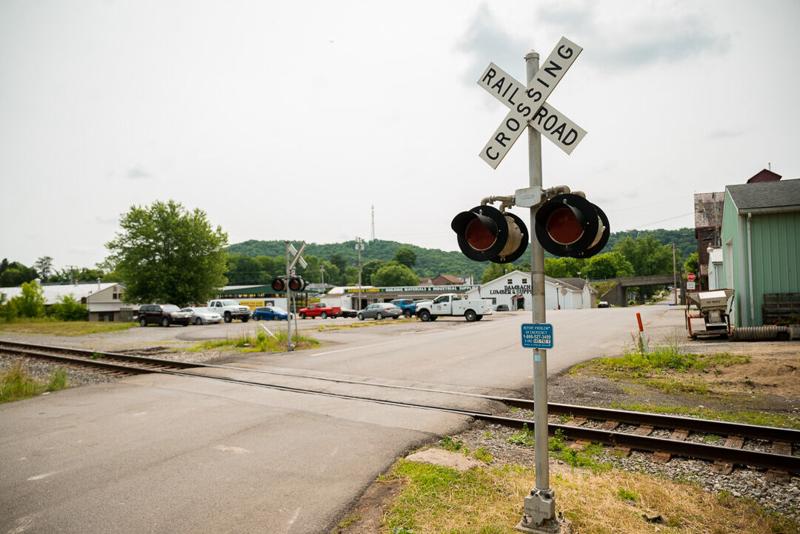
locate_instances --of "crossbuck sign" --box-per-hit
[478,36,587,168]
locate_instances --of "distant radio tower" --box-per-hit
[370,204,376,241]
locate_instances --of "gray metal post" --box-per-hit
[673,243,678,305]
[518,50,559,533]
[285,241,294,352]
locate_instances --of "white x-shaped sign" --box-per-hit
[478,37,587,169]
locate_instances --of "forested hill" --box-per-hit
[227,227,695,280]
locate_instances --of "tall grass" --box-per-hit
[0,362,69,403]
[191,330,319,352]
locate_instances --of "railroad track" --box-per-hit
[1,339,798,475]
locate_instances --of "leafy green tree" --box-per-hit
[105,200,228,306]
[0,293,17,321]
[372,262,419,286]
[11,280,46,318]
[50,295,88,321]
[329,253,347,275]
[544,257,585,278]
[0,259,38,286]
[50,266,107,284]
[360,260,385,285]
[481,263,515,283]
[34,256,54,281]
[394,247,417,268]
[613,236,673,276]
[582,252,634,280]
[684,251,699,278]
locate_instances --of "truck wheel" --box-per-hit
[357,313,364,321]
[194,317,202,325]
[403,310,412,318]
[321,312,327,319]
[139,318,147,327]
[465,310,477,322]
[161,317,170,327]
[224,313,232,323]
[376,313,383,320]
[418,310,431,322]
[300,313,306,319]
[241,316,249,323]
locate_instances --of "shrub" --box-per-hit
[51,295,88,321]
[11,280,46,318]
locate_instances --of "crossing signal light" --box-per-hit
[271,276,307,292]
[451,205,528,264]
[534,193,609,258]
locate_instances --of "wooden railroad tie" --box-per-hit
[653,428,689,463]
[614,425,653,457]
[712,435,744,474]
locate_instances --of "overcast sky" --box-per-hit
[2,0,799,269]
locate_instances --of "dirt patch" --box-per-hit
[333,478,404,534]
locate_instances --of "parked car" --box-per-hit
[138,304,192,327]
[597,301,610,308]
[251,306,289,321]
[357,303,402,321]
[390,299,417,318]
[339,308,358,318]
[494,304,510,312]
[298,303,342,319]
[207,299,251,322]
[181,307,223,325]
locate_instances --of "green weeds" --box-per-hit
[190,330,319,352]
[1,363,68,403]
[611,402,800,430]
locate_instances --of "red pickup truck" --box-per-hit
[298,303,341,319]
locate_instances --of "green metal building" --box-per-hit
[720,179,800,326]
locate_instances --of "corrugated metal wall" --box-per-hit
[750,212,800,325]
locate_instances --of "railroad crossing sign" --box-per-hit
[288,242,307,270]
[478,36,587,168]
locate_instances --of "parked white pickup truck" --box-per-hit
[207,299,251,323]
[415,293,493,322]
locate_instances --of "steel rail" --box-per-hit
[2,339,798,473]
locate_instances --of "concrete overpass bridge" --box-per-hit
[594,274,674,307]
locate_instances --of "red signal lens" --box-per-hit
[546,207,584,245]
[465,218,496,251]
[288,277,303,291]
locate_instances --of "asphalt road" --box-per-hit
[0,305,684,533]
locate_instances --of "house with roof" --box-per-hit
[720,178,800,326]
[419,274,465,286]
[465,270,594,311]
[0,282,133,322]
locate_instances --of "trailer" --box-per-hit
[685,289,734,339]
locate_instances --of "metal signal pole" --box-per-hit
[519,50,558,533]
[673,243,678,305]
[285,241,294,352]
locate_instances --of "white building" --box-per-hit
[466,270,595,311]
[707,247,724,290]
[0,282,133,321]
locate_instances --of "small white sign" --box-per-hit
[687,281,696,290]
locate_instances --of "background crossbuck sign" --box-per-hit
[478,36,587,169]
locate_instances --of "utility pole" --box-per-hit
[285,241,294,351]
[519,50,558,533]
[355,237,364,310]
[673,243,678,305]
[320,264,325,286]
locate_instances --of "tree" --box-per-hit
[613,236,673,276]
[34,256,54,281]
[0,259,38,286]
[394,247,417,268]
[481,263,515,283]
[50,295,88,321]
[544,258,584,278]
[361,259,386,285]
[50,266,106,284]
[372,262,419,286]
[582,252,634,280]
[684,251,699,278]
[11,280,45,318]
[105,200,228,306]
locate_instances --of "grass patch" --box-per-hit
[611,401,800,430]
[572,344,749,380]
[439,435,465,452]
[507,426,610,472]
[383,459,796,534]
[0,319,136,336]
[189,330,319,353]
[472,447,494,464]
[1,362,68,403]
